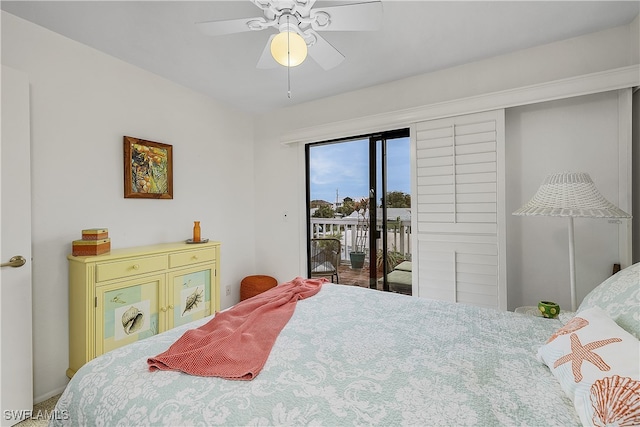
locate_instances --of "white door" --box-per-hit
[0,66,33,426]
[412,110,506,310]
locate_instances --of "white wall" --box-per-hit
[632,17,640,264]
[634,87,640,264]
[253,20,639,303]
[1,12,257,402]
[505,92,625,310]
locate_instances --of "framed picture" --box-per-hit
[123,136,173,199]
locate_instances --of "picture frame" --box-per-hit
[123,136,173,199]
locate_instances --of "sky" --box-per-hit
[309,137,411,205]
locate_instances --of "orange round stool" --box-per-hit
[240,275,277,301]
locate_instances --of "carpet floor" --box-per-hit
[15,394,61,427]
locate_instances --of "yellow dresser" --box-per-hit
[67,241,220,378]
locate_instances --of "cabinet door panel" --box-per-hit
[96,275,163,356]
[169,265,213,329]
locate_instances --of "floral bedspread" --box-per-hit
[52,284,580,426]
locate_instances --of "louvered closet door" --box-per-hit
[414,110,506,310]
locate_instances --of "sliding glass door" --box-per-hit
[306,128,411,293]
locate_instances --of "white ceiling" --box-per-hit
[2,1,638,114]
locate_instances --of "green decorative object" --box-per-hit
[538,301,560,319]
[349,252,366,269]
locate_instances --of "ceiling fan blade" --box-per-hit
[310,1,382,31]
[305,30,344,70]
[196,17,266,37]
[256,34,279,69]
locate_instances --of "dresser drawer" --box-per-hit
[169,248,216,269]
[96,255,168,282]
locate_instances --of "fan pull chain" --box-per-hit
[287,17,292,98]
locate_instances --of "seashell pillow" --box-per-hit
[577,262,640,339]
[537,307,640,427]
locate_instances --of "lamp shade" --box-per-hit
[513,172,631,218]
[270,31,307,67]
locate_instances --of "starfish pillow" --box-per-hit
[538,306,639,426]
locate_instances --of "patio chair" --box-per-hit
[387,261,412,295]
[310,237,341,283]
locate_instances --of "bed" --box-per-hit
[52,263,639,426]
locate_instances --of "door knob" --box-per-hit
[1,255,26,268]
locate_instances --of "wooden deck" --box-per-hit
[333,261,395,293]
[332,262,413,296]
[335,262,376,289]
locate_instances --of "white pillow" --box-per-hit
[537,307,640,427]
[577,262,640,339]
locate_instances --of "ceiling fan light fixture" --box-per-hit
[270,31,307,67]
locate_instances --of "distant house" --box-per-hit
[382,208,411,222]
[342,207,410,222]
[332,196,353,211]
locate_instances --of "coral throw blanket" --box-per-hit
[147,277,325,380]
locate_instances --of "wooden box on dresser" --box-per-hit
[67,241,221,378]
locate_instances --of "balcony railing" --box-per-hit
[309,216,412,263]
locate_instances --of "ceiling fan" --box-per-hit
[196,0,383,70]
